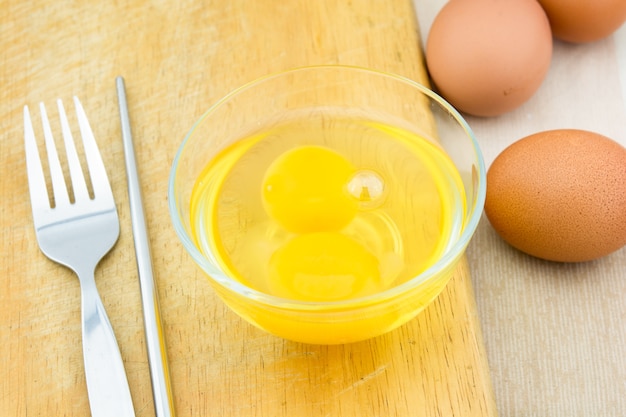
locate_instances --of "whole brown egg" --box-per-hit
[426,0,553,117]
[537,0,626,43]
[485,129,626,263]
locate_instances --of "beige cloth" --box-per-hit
[413,1,626,415]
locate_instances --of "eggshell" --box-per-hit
[537,0,626,43]
[485,129,626,262]
[426,0,552,117]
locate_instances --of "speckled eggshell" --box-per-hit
[485,129,626,262]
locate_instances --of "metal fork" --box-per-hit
[24,97,135,417]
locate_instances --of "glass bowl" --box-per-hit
[169,65,486,344]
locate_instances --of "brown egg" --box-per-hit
[537,0,626,43]
[426,0,552,117]
[485,129,626,262]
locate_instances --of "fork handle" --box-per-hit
[80,273,136,417]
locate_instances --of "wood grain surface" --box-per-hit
[1,1,497,416]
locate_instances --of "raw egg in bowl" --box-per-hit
[168,66,486,344]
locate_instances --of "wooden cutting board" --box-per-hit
[0,1,497,415]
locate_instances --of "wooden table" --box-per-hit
[0,1,497,415]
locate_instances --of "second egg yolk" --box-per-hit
[262,145,357,233]
[268,232,381,301]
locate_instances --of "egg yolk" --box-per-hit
[268,232,381,301]
[262,145,357,233]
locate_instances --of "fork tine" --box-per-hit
[58,99,90,202]
[40,102,71,208]
[24,105,51,214]
[73,96,114,202]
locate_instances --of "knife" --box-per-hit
[116,76,176,417]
